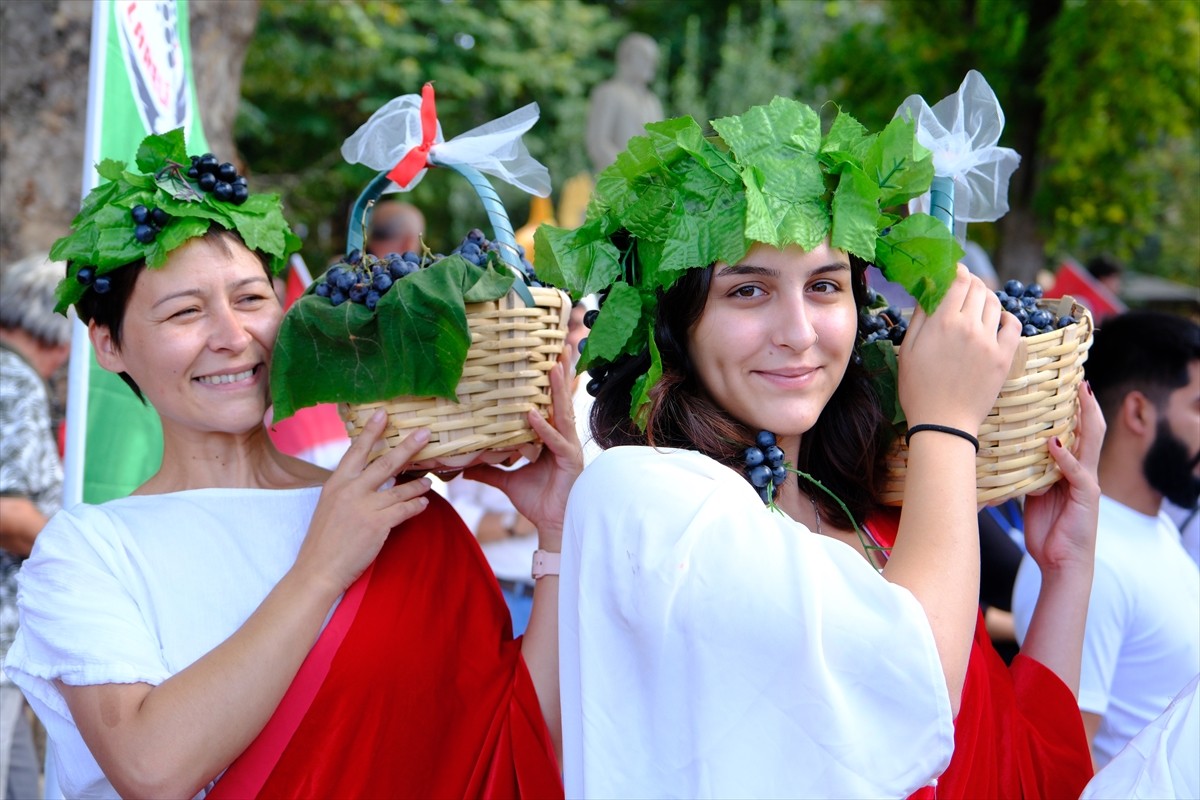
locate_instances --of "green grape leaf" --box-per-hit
[713,95,822,162]
[830,164,882,260]
[96,159,126,183]
[862,339,905,428]
[873,215,964,315]
[462,259,516,302]
[864,117,934,208]
[579,281,641,366]
[821,110,876,170]
[270,257,493,421]
[533,219,621,298]
[135,128,188,174]
[630,326,662,430]
[155,169,204,203]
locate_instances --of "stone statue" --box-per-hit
[586,33,664,174]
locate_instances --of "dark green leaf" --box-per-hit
[830,164,882,260]
[873,215,964,314]
[580,281,641,365]
[862,339,904,427]
[270,257,481,421]
[135,128,188,174]
[864,117,934,208]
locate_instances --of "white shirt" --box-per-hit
[1012,494,1200,767]
[5,486,322,799]
[560,447,953,799]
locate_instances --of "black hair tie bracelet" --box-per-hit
[905,424,980,453]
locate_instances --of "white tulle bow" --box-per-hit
[341,89,552,197]
[896,70,1021,233]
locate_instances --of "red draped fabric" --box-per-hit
[868,511,1094,800]
[209,492,563,799]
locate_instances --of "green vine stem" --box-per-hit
[769,466,890,573]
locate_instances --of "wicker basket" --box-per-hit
[879,296,1094,506]
[337,158,571,467]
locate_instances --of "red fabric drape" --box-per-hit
[868,510,1094,799]
[209,492,563,799]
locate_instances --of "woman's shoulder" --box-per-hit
[587,445,732,479]
[572,446,754,512]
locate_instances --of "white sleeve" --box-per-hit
[559,447,953,800]
[5,506,172,747]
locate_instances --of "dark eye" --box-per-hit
[731,284,765,298]
[170,307,199,319]
[810,280,840,294]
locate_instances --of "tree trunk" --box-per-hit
[188,0,260,172]
[0,0,259,266]
[992,0,1063,286]
[0,0,92,266]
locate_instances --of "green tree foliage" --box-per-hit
[240,0,1196,285]
[606,0,1197,284]
[238,0,623,266]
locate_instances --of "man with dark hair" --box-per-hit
[1012,310,1200,769]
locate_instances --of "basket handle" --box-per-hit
[346,163,536,307]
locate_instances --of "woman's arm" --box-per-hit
[58,415,433,800]
[464,362,584,761]
[884,266,1021,716]
[1018,384,1103,696]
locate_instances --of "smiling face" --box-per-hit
[90,235,281,439]
[687,241,858,450]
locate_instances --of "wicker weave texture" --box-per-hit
[339,285,571,464]
[880,298,1094,506]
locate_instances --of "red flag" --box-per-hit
[1046,259,1126,323]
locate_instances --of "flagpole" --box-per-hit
[61,0,111,511]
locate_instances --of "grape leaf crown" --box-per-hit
[49,128,301,315]
[533,96,963,426]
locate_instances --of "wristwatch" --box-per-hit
[531,549,560,580]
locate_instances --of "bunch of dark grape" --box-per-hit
[448,228,542,287]
[186,153,249,206]
[313,228,542,311]
[744,430,788,504]
[860,304,908,346]
[314,248,417,311]
[74,265,112,294]
[577,302,608,395]
[996,279,1077,336]
[860,280,1078,346]
[129,204,172,245]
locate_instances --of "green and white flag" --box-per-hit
[64,0,208,505]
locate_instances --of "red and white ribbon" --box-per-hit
[341,82,551,197]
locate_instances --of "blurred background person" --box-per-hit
[444,299,597,635]
[1086,254,1125,298]
[1012,310,1200,769]
[0,252,71,800]
[366,199,425,258]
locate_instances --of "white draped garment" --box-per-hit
[559,447,954,799]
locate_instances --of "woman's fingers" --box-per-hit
[1073,382,1106,471]
[336,409,388,477]
[366,426,431,484]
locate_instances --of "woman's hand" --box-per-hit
[295,412,434,597]
[898,265,1022,434]
[463,361,584,550]
[1023,382,1104,574]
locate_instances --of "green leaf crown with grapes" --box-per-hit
[49,127,301,315]
[533,96,963,426]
